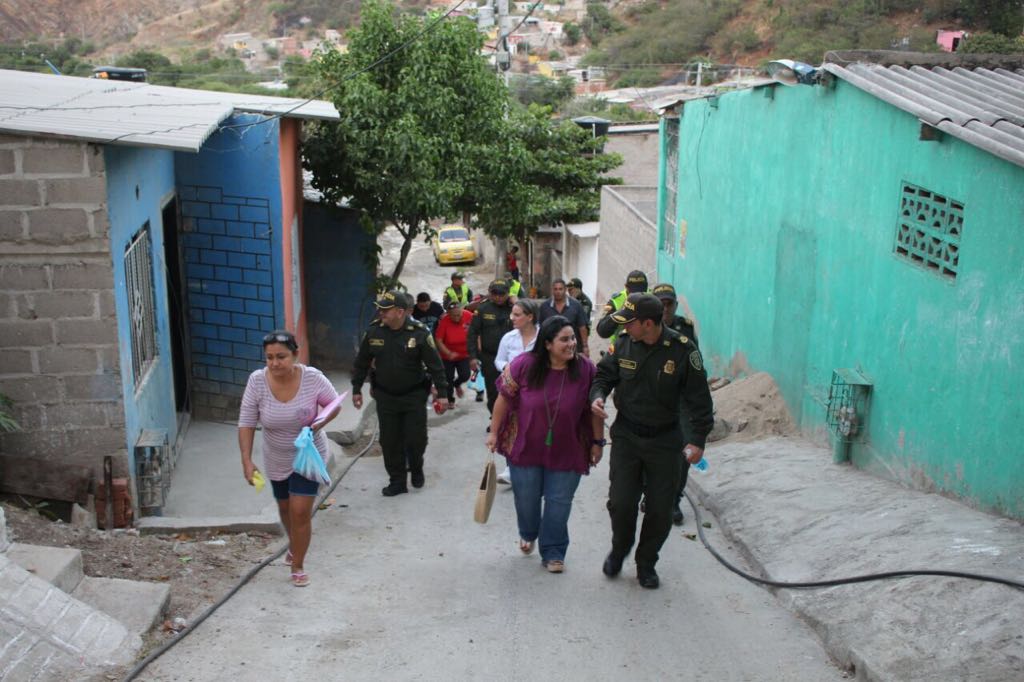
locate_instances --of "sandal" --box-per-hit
[291,571,310,587]
[519,538,535,555]
[544,560,564,574]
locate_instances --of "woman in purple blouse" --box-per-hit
[486,316,604,573]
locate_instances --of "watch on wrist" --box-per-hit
[592,438,607,447]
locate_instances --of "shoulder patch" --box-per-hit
[689,349,703,371]
[426,335,436,348]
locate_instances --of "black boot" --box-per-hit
[381,481,408,497]
[410,469,425,489]
[602,551,625,577]
[637,565,660,589]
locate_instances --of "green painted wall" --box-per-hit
[659,81,1024,518]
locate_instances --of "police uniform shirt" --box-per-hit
[352,319,447,395]
[667,314,697,348]
[467,299,513,358]
[590,325,714,448]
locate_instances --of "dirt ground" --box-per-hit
[2,501,278,637]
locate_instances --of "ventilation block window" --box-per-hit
[894,182,963,280]
[125,222,159,386]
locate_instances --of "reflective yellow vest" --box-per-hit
[444,284,470,305]
[508,280,522,297]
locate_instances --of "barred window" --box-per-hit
[894,182,963,280]
[662,117,679,255]
[125,223,158,386]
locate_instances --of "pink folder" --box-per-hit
[310,391,348,429]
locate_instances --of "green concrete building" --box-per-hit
[656,53,1024,519]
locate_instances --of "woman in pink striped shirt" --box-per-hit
[239,330,340,587]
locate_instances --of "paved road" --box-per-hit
[140,400,844,680]
[139,235,844,680]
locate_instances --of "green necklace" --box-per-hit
[543,367,568,447]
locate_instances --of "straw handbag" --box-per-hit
[473,452,498,524]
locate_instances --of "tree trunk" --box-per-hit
[390,232,414,282]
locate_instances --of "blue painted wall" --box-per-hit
[302,201,375,368]
[175,114,284,408]
[104,146,179,462]
[657,81,1024,518]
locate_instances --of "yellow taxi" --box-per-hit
[432,225,476,265]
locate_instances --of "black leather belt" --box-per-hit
[615,414,678,438]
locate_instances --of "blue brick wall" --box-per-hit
[181,185,276,399]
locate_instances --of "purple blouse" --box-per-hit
[496,353,596,474]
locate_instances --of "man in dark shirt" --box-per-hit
[538,278,589,358]
[352,290,448,497]
[467,279,513,413]
[590,293,713,589]
[567,277,593,330]
[411,292,444,334]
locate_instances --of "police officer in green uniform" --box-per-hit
[590,293,713,589]
[443,272,472,307]
[567,277,593,328]
[352,290,448,497]
[595,270,648,348]
[653,283,699,525]
[467,279,513,414]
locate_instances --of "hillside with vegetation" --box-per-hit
[581,0,1023,85]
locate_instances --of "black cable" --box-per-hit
[684,490,1024,591]
[122,427,379,682]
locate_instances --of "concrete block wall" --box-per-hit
[597,185,657,306]
[179,185,276,420]
[0,135,129,497]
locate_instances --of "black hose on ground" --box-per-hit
[684,490,1024,591]
[122,428,379,681]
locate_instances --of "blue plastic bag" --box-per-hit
[468,371,485,393]
[293,426,331,486]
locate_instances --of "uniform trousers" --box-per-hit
[607,422,684,568]
[480,350,500,413]
[376,390,429,485]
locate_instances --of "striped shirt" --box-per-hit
[238,365,337,481]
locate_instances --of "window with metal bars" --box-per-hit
[124,223,158,386]
[662,117,679,255]
[894,182,963,280]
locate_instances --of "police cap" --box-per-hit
[374,290,402,309]
[625,270,648,293]
[611,293,662,324]
[652,283,677,301]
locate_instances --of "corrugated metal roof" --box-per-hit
[0,69,339,153]
[822,62,1024,168]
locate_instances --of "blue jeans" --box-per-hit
[510,465,582,562]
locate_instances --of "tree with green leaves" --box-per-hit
[475,105,623,246]
[304,0,510,283]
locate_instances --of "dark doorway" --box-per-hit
[162,197,190,416]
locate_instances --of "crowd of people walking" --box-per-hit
[238,263,713,590]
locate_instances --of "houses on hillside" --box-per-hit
[0,70,372,515]
[650,51,1024,519]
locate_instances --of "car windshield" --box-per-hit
[440,228,469,242]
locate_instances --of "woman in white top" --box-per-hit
[495,299,539,371]
[493,299,539,483]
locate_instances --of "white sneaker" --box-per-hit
[497,468,511,485]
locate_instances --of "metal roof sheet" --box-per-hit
[822,62,1024,168]
[0,69,339,153]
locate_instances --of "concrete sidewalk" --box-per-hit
[690,436,1024,681]
[142,370,372,534]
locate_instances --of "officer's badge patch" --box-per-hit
[407,338,417,349]
[689,350,703,371]
[618,358,638,370]
[663,360,675,374]
[370,338,385,347]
